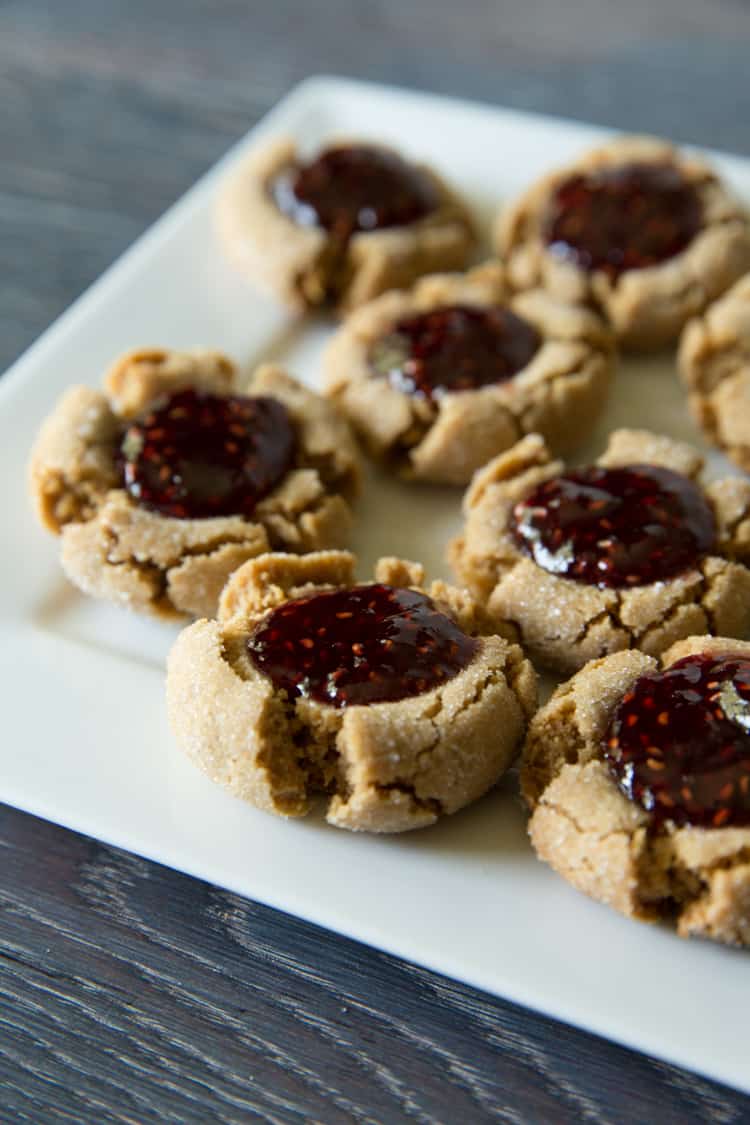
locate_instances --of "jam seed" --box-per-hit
[511,464,715,589]
[273,144,438,243]
[118,388,296,519]
[370,305,539,401]
[603,653,750,828]
[546,162,702,278]
[247,584,478,709]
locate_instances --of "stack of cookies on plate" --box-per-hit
[30,131,750,947]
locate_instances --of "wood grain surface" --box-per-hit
[3,3,750,1121]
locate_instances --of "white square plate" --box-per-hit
[3,77,750,1094]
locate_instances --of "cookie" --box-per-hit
[29,349,360,618]
[522,637,750,947]
[449,429,750,674]
[679,273,750,472]
[323,262,613,485]
[496,135,750,349]
[216,138,476,314]
[167,550,536,832]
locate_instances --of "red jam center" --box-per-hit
[247,584,479,708]
[545,162,703,277]
[119,388,296,519]
[604,654,750,828]
[511,464,716,588]
[272,144,438,239]
[369,305,540,401]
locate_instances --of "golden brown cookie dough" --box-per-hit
[167,550,537,833]
[679,273,750,471]
[449,429,750,674]
[29,349,360,618]
[323,263,613,485]
[216,137,476,314]
[496,135,750,349]
[522,638,750,947]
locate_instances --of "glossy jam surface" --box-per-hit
[545,162,703,277]
[511,464,716,588]
[369,305,540,401]
[272,144,438,239]
[604,654,750,827]
[247,584,479,708]
[119,388,296,519]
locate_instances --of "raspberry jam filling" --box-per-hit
[545,162,703,277]
[272,144,438,239]
[247,583,479,708]
[511,464,716,588]
[604,654,750,827]
[369,305,540,401]
[119,388,296,519]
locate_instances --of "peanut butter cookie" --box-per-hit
[450,429,750,673]
[216,138,476,314]
[522,637,750,947]
[679,273,750,472]
[167,550,536,833]
[496,135,750,348]
[324,263,613,485]
[29,349,359,618]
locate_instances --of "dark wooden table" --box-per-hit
[3,4,750,1121]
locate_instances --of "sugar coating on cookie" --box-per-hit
[29,349,360,618]
[449,429,750,673]
[496,135,750,348]
[215,137,476,314]
[522,638,750,946]
[167,550,537,833]
[679,272,750,472]
[324,262,613,484]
